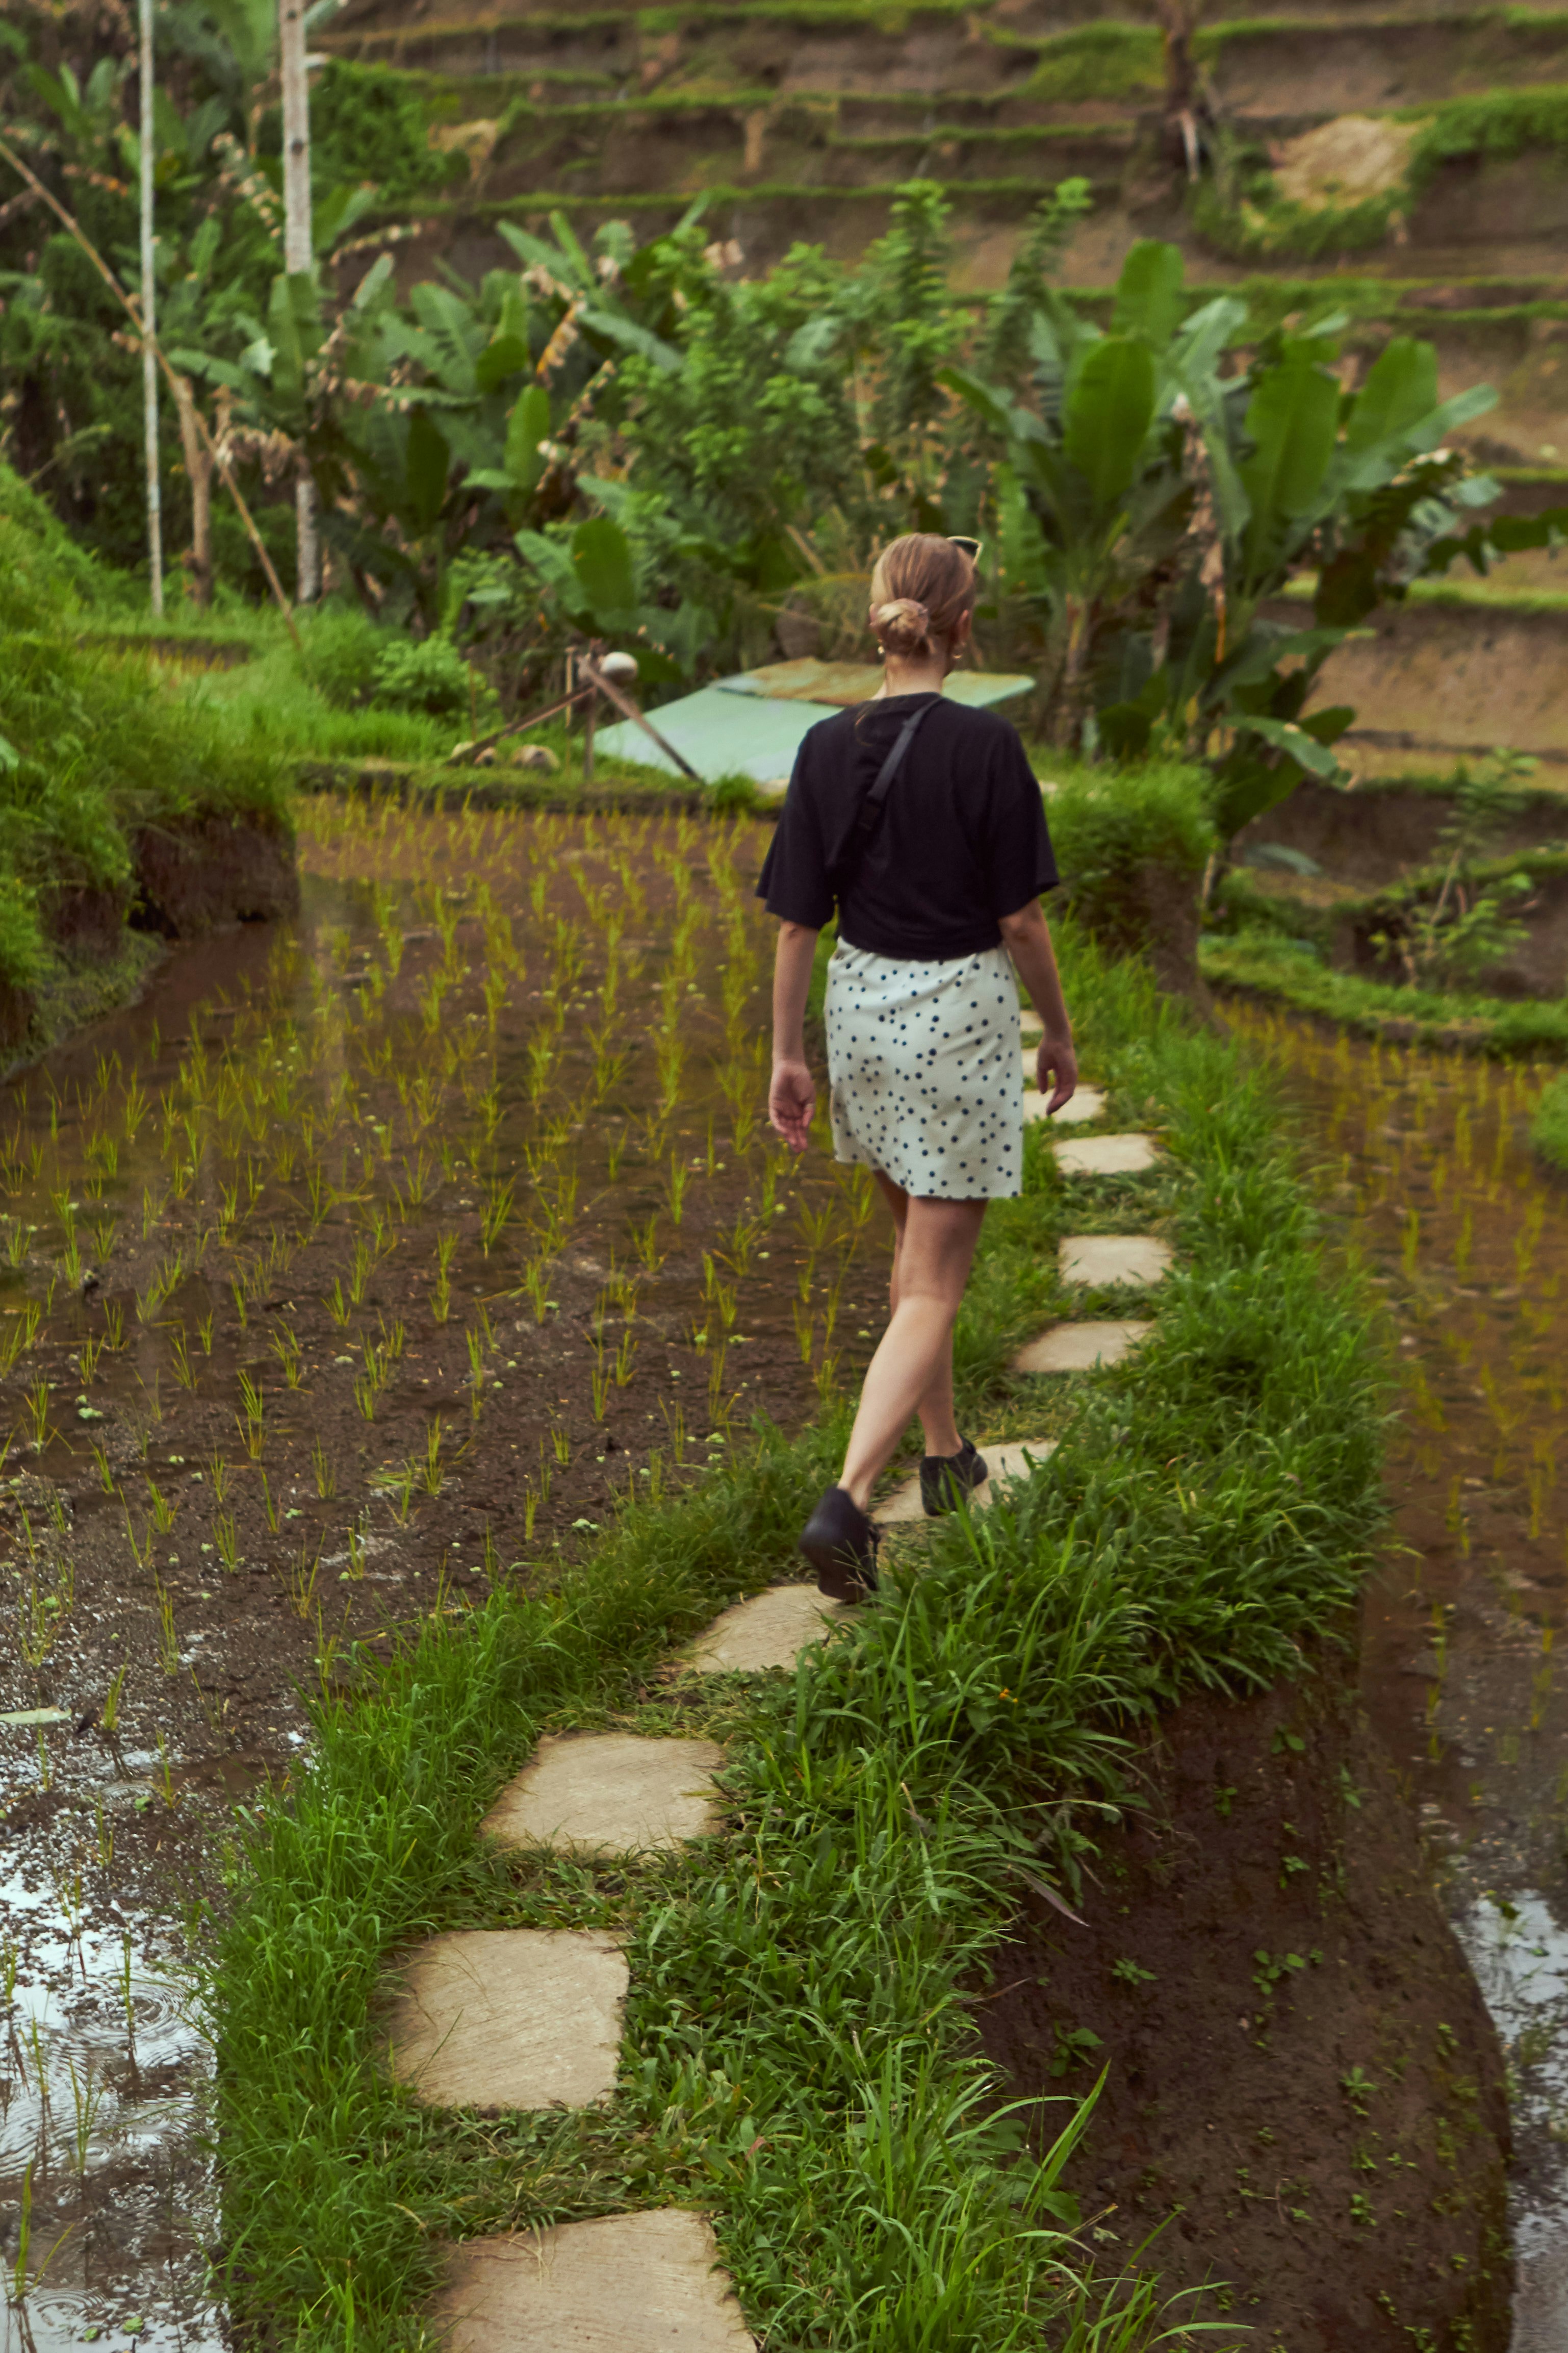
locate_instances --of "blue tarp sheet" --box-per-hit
[596,669,1033,786]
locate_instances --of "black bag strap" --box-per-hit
[838,697,937,893]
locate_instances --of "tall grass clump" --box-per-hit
[206,927,1383,2350]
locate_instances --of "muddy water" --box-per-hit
[1,801,885,2349]
[1230,1004,1568,2348]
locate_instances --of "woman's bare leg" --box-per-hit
[872,1170,970,1463]
[839,1192,987,1510]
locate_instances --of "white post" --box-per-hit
[278,0,319,603]
[138,0,163,616]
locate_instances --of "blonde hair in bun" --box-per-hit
[868,534,978,663]
[871,596,932,656]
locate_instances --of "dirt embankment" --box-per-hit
[979,1639,1512,2351]
[0,807,299,1064]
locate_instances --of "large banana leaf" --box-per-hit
[404,408,451,537]
[1111,240,1186,347]
[1237,347,1340,584]
[1062,336,1156,512]
[571,515,637,622]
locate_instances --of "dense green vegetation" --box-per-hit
[0,464,288,998]
[207,923,1385,2350]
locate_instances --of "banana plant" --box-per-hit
[943,239,1499,836]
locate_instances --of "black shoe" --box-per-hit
[799,1487,880,1601]
[919,1437,988,1518]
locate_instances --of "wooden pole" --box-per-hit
[278,0,319,603]
[138,0,163,615]
[0,132,303,649]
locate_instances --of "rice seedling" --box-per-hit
[21,1377,55,1454]
[271,1323,304,1388]
[0,1301,41,1372]
[348,1235,373,1307]
[88,1439,113,1492]
[664,1156,688,1227]
[146,1479,176,1535]
[152,1572,181,1675]
[214,1510,240,1574]
[286,1541,323,1618]
[236,1371,267,1460]
[101,1662,127,1736]
[326,1277,351,1327]
[480,1179,515,1257]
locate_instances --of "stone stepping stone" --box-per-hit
[482,1732,725,1859]
[1052,1132,1159,1178]
[880,1436,1058,1526]
[685,1583,852,1672]
[433,2209,755,2351]
[1012,1320,1152,1375]
[385,1929,626,2112]
[1023,1082,1107,1126]
[1059,1234,1172,1289]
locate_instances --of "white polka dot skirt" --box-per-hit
[823,941,1023,1200]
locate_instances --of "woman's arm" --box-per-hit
[768,919,820,1152]
[998,899,1078,1114]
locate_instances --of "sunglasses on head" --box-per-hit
[947,535,982,559]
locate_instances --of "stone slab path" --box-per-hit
[1059,1234,1172,1288]
[685,1582,850,1673]
[880,1435,1058,1526]
[1053,1132,1160,1177]
[433,2209,756,2351]
[1023,1082,1107,1127]
[386,1929,627,2112]
[1012,1320,1152,1374]
[483,1732,726,1859]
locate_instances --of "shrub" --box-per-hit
[1046,760,1217,999]
[369,635,485,721]
[300,604,388,712]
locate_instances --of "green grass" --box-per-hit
[1202,925,1568,1056]
[206,919,1385,2350]
[0,474,290,995]
[1532,1069,1568,1171]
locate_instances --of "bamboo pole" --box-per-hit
[138,0,163,615]
[0,132,302,650]
[278,0,319,603]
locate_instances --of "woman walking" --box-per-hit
[759,533,1077,1600]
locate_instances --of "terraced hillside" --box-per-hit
[317,0,1568,768]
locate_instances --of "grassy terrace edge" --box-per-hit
[1203,929,1568,1057]
[205,925,1386,2350]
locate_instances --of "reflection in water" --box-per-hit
[0,1888,220,2353]
[1231,1004,1568,2348]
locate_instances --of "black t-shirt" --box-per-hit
[757,692,1058,959]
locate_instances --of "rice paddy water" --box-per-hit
[1232,1003,1568,2348]
[5,805,1567,2343]
[0,803,882,2350]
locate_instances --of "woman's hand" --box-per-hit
[1036,1032,1078,1117]
[769,1057,816,1153]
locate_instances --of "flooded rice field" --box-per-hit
[1232,1005,1568,2351]
[0,801,887,2349]
[8,796,1568,2348]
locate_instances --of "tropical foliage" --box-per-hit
[3,3,1559,836]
